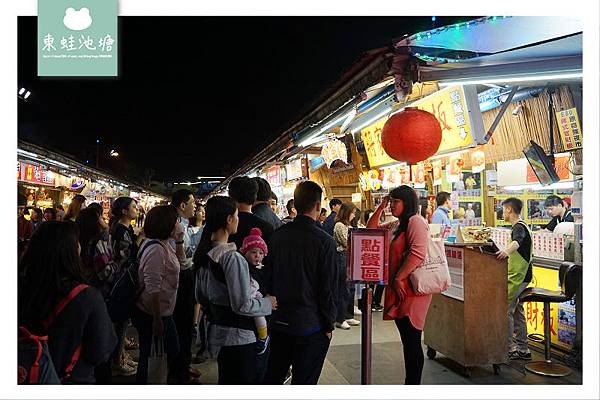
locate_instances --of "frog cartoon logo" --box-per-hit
[63,7,93,31]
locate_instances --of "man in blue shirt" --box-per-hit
[431,191,452,226]
[322,198,342,236]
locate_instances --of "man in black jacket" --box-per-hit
[228,176,274,290]
[263,181,338,385]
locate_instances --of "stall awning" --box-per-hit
[395,16,582,58]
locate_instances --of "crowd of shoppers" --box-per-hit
[18,177,442,385]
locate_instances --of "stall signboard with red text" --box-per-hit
[18,161,56,186]
[347,228,389,284]
[265,166,282,187]
[360,118,397,169]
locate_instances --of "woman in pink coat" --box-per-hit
[367,185,431,384]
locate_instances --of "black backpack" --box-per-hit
[18,284,90,384]
[105,239,159,322]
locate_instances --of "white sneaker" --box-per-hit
[346,318,361,326]
[354,306,362,315]
[335,321,351,330]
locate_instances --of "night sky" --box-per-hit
[18,16,470,186]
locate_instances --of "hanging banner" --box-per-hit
[556,108,582,151]
[411,164,426,188]
[432,160,443,186]
[447,156,463,183]
[321,138,348,167]
[360,170,382,192]
[470,147,486,173]
[380,163,409,190]
[285,157,308,181]
[399,164,411,184]
[360,118,397,168]
[410,85,484,154]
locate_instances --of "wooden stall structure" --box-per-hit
[424,243,508,376]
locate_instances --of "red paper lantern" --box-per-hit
[381,108,442,164]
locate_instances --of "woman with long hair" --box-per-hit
[18,221,116,384]
[109,197,142,270]
[420,198,433,222]
[332,202,360,330]
[108,196,140,377]
[76,207,122,383]
[64,194,87,222]
[194,196,275,384]
[367,186,431,384]
[76,208,118,297]
[132,205,183,384]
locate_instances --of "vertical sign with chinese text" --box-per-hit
[556,108,583,151]
[442,246,464,301]
[265,166,282,187]
[348,229,389,284]
[38,0,118,76]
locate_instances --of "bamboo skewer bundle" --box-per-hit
[481,85,575,165]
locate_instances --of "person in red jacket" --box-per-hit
[367,185,430,385]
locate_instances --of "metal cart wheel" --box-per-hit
[493,364,501,375]
[426,347,437,359]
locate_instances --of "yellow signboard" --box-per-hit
[556,107,583,151]
[360,85,481,168]
[411,85,476,154]
[360,117,397,168]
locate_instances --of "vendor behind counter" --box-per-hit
[543,195,574,232]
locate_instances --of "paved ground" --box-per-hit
[116,311,581,385]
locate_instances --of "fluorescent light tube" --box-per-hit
[438,72,583,87]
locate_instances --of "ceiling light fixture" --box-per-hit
[299,110,355,147]
[438,72,583,87]
[350,107,393,135]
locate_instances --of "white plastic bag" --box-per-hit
[147,336,167,384]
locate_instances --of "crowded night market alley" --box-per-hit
[11,5,597,398]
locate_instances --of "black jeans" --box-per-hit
[93,320,127,384]
[394,317,424,385]
[169,268,196,382]
[335,252,348,323]
[345,283,356,319]
[255,339,270,383]
[131,306,179,384]
[264,330,331,385]
[217,342,256,384]
[372,284,385,306]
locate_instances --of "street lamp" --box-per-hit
[109,149,119,157]
[96,139,101,168]
[18,87,32,101]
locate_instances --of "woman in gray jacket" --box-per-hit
[194,196,277,384]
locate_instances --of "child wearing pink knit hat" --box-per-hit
[240,228,269,354]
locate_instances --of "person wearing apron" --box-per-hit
[496,198,533,361]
